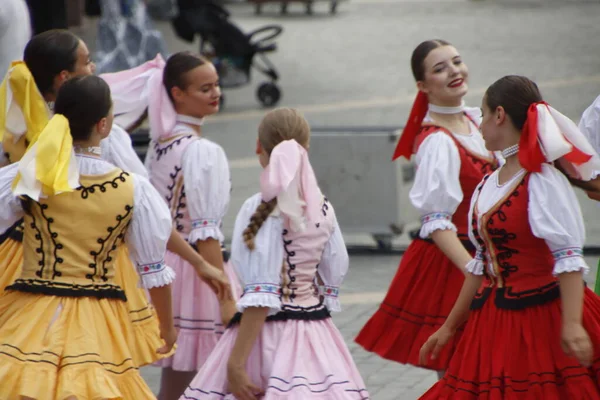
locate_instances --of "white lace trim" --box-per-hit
[465,257,484,276]
[419,219,457,239]
[188,226,225,244]
[139,265,176,289]
[237,292,282,316]
[553,256,589,276]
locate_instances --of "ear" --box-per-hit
[53,70,71,92]
[171,86,185,104]
[96,117,110,138]
[495,106,507,126]
[416,81,429,94]
[255,138,262,155]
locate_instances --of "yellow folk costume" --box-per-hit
[0,62,171,367]
[0,114,176,398]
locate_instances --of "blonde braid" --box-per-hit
[242,198,278,250]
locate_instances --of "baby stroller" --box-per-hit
[171,0,283,108]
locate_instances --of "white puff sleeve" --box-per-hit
[0,163,23,233]
[125,173,176,289]
[182,139,231,244]
[465,180,485,275]
[100,124,149,178]
[231,193,284,315]
[409,132,463,238]
[317,214,348,312]
[529,164,589,276]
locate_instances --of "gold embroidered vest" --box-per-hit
[8,169,134,300]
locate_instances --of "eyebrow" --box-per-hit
[432,55,462,69]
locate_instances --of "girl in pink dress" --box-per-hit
[180,108,369,399]
[144,51,241,400]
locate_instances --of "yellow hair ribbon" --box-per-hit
[0,61,50,144]
[13,114,75,197]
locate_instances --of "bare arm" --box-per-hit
[227,307,269,400]
[166,228,231,300]
[559,271,592,367]
[431,229,473,274]
[147,284,177,354]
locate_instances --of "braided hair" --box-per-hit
[242,108,310,250]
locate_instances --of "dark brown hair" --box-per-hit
[242,108,311,250]
[24,29,81,96]
[410,39,451,81]
[163,51,208,103]
[485,75,543,131]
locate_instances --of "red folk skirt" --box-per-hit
[420,287,600,399]
[355,238,468,371]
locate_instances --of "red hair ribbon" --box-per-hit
[519,101,592,173]
[392,91,429,161]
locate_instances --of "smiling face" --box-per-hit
[417,45,469,106]
[171,62,221,118]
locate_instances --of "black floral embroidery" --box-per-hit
[77,172,129,199]
[88,204,133,282]
[282,229,297,302]
[36,203,64,279]
[154,135,194,162]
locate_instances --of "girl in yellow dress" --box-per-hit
[0,75,175,398]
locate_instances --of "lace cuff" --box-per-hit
[137,261,176,289]
[419,212,457,238]
[188,218,224,243]
[319,285,341,312]
[465,252,485,275]
[237,283,282,315]
[552,248,589,275]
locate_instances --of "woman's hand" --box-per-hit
[561,322,593,367]
[419,324,456,366]
[156,323,178,355]
[197,261,232,302]
[227,362,264,400]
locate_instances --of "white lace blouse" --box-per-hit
[0,155,175,289]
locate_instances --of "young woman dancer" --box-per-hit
[180,107,369,400]
[0,75,174,399]
[0,31,230,368]
[420,75,600,399]
[144,51,241,400]
[355,39,499,372]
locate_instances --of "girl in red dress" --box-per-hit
[355,39,499,372]
[420,75,600,399]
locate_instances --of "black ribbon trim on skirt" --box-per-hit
[6,279,127,301]
[227,307,331,328]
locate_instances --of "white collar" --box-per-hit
[428,101,465,114]
[176,114,205,126]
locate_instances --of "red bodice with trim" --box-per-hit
[470,173,559,310]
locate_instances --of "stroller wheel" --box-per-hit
[257,82,281,107]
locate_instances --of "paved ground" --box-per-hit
[73,0,600,397]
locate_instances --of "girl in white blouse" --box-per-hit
[180,107,369,400]
[356,39,499,374]
[144,51,240,400]
[420,75,600,399]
